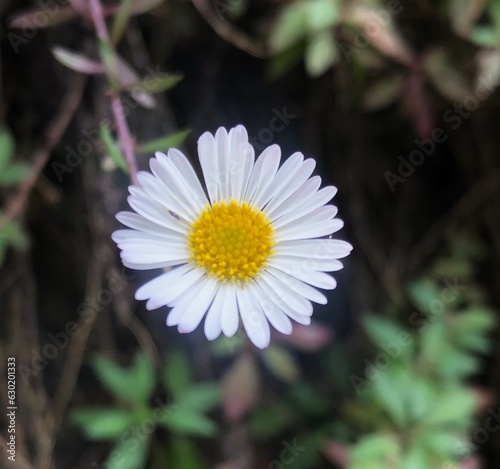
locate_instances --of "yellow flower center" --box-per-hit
[187,200,275,283]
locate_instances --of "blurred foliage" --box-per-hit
[70,351,220,469]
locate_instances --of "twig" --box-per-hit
[191,0,268,58]
[0,74,86,229]
[89,0,139,185]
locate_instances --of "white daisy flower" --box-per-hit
[112,125,352,349]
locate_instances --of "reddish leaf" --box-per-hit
[221,352,260,422]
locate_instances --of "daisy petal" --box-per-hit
[221,283,239,337]
[204,286,227,340]
[178,279,218,333]
[276,218,344,242]
[246,144,281,202]
[275,239,353,260]
[197,131,219,203]
[237,287,270,349]
[267,267,327,305]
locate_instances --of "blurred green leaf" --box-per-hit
[437,344,479,380]
[92,354,151,404]
[0,129,14,168]
[420,320,447,366]
[363,314,411,351]
[306,0,340,33]
[287,382,330,416]
[400,444,428,469]
[100,122,127,172]
[105,431,150,469]
[262,345,300,382]
[408,279,442,313]
[350,433,400,469]
[270,2,308,53]
[369,367,409,428]
[0,216,30,266]
[424,387,476,428]
[52,46,104,74]
[0,164,30,186]
[178,383,220,412]
[362,74,405,111]
[70,408,137,440]
[267,42,305,80]
[111,0,133,45]
[249,402,291,438]
[163,351,192,398]
[129,73,183,95]
[159,407,217,437]
[168,437,204,469]
[136,130,190,154]
[304,30,338,77]
[129,352,155,403]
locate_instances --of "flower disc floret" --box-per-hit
[188,200,275,283]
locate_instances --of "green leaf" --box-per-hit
[436,344,479,380]
[52,46,104,74]
[420,320,447,365]
[111,0,133,45]
[168,437,204,469]
[408,279,442,313]
[456,307,496,333]
[104,432,150,469]
[0,216,30,255]
[270,2,308,53]
[363,314,412,351]
[267,42,305,80]
[370,367,409,428]
[418,430,467,461]
[163,351,192,398]
[129,73,183,95]
[136,130,190,154]
[70,408,137,440]
[362,75,405,111]
[92,355,147,404]
[400,444,428,469]
[178,383,220,412]
[0,129,14,168]
[210,335,245,356]
[424,387,476,428]
[159,407,217,437]
[129,352,155,403]
[304,30,338,77]
[350,434,401,469]
[0,164,30,186]
[262,345,300,382]
[248,403,291,438]
[306,0,340,33]
[100,122,127,172]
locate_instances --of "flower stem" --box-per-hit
[88,0,139,185]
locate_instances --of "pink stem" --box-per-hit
[88,0,139,185]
